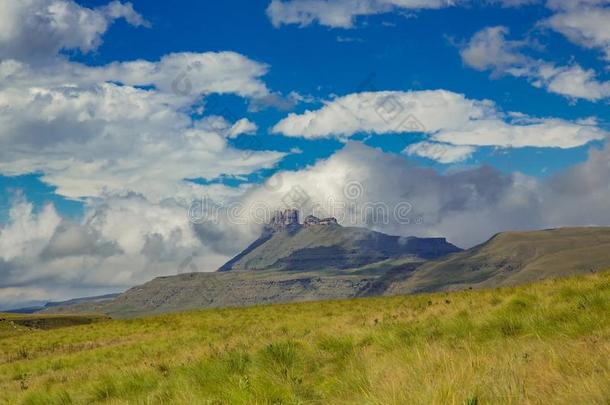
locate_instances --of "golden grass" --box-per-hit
[1,271,609,404]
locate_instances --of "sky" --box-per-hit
[0,0,609,309]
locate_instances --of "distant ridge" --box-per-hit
[5,293,119,314]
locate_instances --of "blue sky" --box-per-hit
[1,0,609,307]
[2,0,609,222]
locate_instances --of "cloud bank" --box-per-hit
[7,136,610,308]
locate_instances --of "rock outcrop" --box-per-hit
[319,217,338,226]
[303,215,320,227]
[265,209,301,232]
[265,209,339,232]
[303,215,338,227]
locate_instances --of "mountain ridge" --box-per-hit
[384,226,610,294]
[41,226,610,318]
[219,209,461,272]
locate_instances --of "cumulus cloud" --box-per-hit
[460,26,529,74]
[0,46,283,200]
[0,198,61,263]
[271,90,607,152]
[240,141,610,250]
[539,64,610,101]
[404,142,476,163]
[0,0,149,64]
[99,0,150,27]
[460,26,610,101]
[544,0,610,62]
[0,75,284,199]
[0,190,263,309]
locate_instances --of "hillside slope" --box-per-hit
[89,270,380,318]
[385,227,610,294]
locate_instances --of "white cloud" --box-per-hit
[271,90,607,152]
[273,90,493,138]
[431,118,606,148]
[0,190,263,309]
[0,76,284,200]
[544,0,610,61]
[229,118,259,138]
[99,0,151,27]
[241,141,610,250]
[102,52,271,99]
[0,0,149,64]
[0,198,61,263]
[539,64,610,101]
[460,26,610,101]
[405,142,476,163]
[266,0,541,28]
[460,26,528,74]
[0,51,271,101]
[266,0,457,28]
[0,50,284,201]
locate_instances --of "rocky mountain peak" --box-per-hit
[265,210,339,233]
[266,209,301,232]
[303,215,338,227]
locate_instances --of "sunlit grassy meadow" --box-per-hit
[1,271,609,404]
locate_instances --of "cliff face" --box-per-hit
[219,209,461,272]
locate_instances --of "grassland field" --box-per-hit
[0,271,609,404]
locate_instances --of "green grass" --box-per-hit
[1,272,609,404]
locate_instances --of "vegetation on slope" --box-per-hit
[1,272,609,404]
[387,227,610,294]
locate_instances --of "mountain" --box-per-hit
[219,209,461,271]
[383,227,610,294]
[41,226,610,318]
